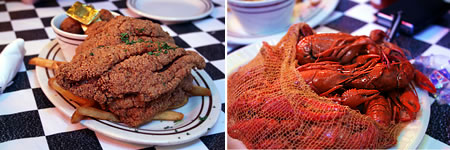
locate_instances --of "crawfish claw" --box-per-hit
[332,89,380,108]
[414,70,437,94]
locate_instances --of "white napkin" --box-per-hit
[0,38,25,94]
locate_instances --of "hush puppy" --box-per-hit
[60,17,83,34]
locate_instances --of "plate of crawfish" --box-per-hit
[227,23,436,149]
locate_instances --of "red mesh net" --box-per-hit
[227,23,401,149]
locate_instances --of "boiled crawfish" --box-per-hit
[294,24,436,127]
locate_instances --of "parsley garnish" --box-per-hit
[125,40,136,45]
[137,28,145,32]
[89,52,94,56]
[97,45,104,48]
[124,49,127,52]
[199,116,207,122]
[157,42,161,51]
[148,51,153,55]
[164,126,172,129]
[137,38,144,43]
[155,53,160,56]
[175,129,178,133]
[161,42,171,49]
[120,32,137,45]
[120,33,129,43]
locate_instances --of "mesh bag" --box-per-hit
[227,23,401,149]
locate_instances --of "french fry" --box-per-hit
[47,72,187,125]
[71,99,96,123]
[168,96,189,109]
[188,86,211,96]
[48,78,95,106]
[74,106,120,122]
[29,57,66,69]
[71,110,84,123]
[152,110,184,121]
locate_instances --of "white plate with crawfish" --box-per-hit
[227,38,431,149]
[36,40,222,145]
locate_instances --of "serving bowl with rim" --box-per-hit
[50,11,120,61]
[228,0,295,35]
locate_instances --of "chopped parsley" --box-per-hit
[125,40,136,45]
[120,32,137,45]
[163,126,172,129]
[89,52,94,56]
[97,45,104,48]
[161,42,172,49]
[137,28,145,32]
[123,49,128,52]
[120,33,129,43]
[144,42,178,57]
[199,116,207,122]
[137,38,144,43]
[163,82,166,86]
[175,129,178,133]
[153,42,178,53]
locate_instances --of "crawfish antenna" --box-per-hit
[382,11,403,67]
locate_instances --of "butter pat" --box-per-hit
[66,1,99,25]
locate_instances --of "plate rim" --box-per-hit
[226,37,431,149]
[36,40,222,145]
[126,0,214,22]
[227,0,339,45]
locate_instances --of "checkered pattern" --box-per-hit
[228,0,450,147]
[0,0,225,149]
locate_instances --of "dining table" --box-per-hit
[0,0,225,149]
[227,0,450,149]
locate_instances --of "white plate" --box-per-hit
[36,40,222,145]
[126,0,214,22]
[227,38,431,149]
[227,0,339,45]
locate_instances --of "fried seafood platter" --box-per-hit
[227,23,436,149]
[30,16,211,127]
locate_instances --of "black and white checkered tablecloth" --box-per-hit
[0,0,225,149]
[228,0,450,148]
